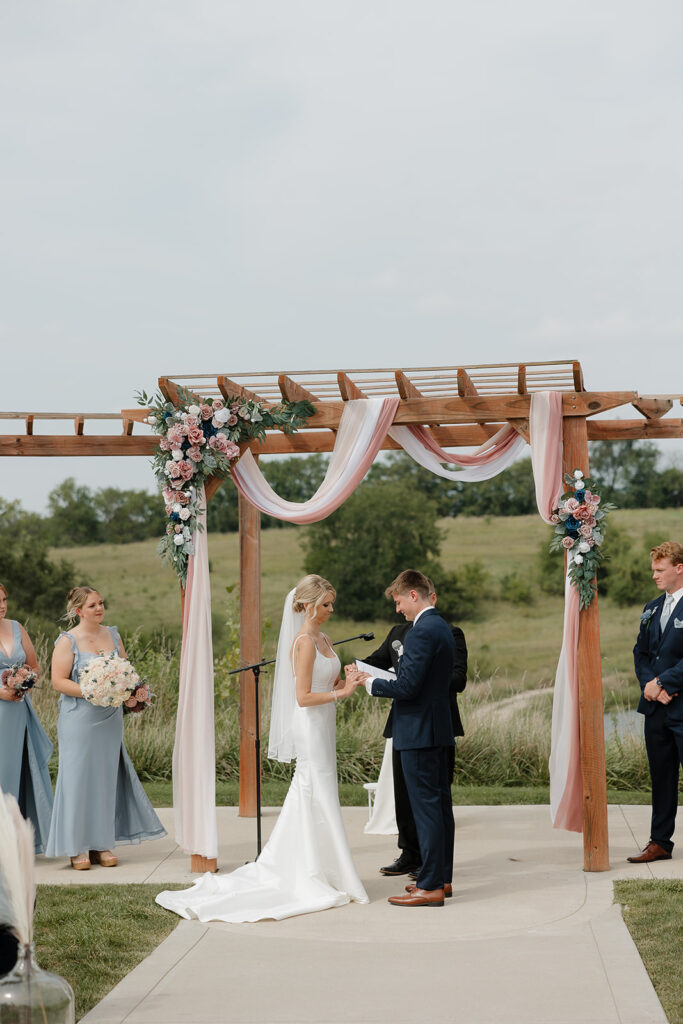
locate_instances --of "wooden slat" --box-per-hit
[587,419,683,440]
[278,374,320,403]
[457,369,478,398]
[25,416,33,436]
[572,361,586,391]
[517,365,527,394]
[337,372,366,400]
[0,437,158,456]
[563,416,609,873]
[74,416,84,436]
[158,376,183,405]
[218,375,272,407]
[395,370,422,400]
[122,419,134,436]
[632,398,674,419]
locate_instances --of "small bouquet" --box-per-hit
[79,653,142,708]
[1,664,37,696]
[123,682,154,715]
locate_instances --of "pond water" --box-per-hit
[603,709,643,742]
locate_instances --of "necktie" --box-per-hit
[660,595,675,632]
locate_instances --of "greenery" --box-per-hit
[34,884,183,1022]
[614,880,683,1024]
[548,470,616,609]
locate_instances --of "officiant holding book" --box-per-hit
[361,578,467,879]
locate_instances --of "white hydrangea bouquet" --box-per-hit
[79,653,142,708]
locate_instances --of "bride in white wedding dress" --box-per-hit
[156,575,369,923]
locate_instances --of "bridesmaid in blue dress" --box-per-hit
[45,586,166,870]
[0,583,54,853]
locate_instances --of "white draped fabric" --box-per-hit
[173,486,218,859]
[363,738,398,835]
[389,423,527,481]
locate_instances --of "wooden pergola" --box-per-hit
[3,359,682,872]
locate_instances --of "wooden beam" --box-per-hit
[517,366,527,394]
[563,416,609,873]
[278,374,320,404]
[572,361,586,391]
[218,375,272,407]
[238,469,261,818]
[74,416,84,436]
[337,372,366,400]
[457,368,478,398]
[395,370,422,400]
[587,419,683,440]
[122,419,134,436]
[0,437,158,456]
[121,408,150,423]
[25,415,33,436]
[158,376,183,405]
[632,398,674,419]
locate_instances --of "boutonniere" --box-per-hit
[640,608,655,628]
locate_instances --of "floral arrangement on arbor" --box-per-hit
[137,387,314,583]
[548,469,616,609]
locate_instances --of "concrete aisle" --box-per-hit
[35,805,677,1024]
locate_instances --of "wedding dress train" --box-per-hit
[156,647,368,922]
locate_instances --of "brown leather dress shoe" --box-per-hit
[627,842,672,863]
[406,882,452,898]
[388,887,444,907]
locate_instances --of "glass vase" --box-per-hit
[0,943,74,1023]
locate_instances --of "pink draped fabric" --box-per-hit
[389,422,527,482]
[529,393,582,833]
[408,423,522,465]
[173,486,218,859]
[230,398,399,523]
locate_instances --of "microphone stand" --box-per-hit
[229,632,375,859]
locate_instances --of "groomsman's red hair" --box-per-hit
[650,542,683,566]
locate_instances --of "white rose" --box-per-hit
[179,507,191,520]
[578,541,590,553]
[172,449,183,461]
[573,554,584,564]
[188,405,201,417]
[574,481,583,490]
[173,534,184,546]
[172,503,182,513]
[180,412,188,421]
[147,415,157,425]
[213,407,230,424]
[573,469,584,479]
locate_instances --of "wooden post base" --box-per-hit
[190,855,218,873]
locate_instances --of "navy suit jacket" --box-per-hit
[633,592,683,722]
[369,608,457,751]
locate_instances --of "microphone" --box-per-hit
[361,633,375,641]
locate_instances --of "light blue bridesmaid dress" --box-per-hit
[44,626,166,858]
[0,620,54,853]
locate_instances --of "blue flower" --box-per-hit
[565,516,580,531]
[575,490,585,502]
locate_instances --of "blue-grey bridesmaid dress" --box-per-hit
[0,620,54,853]
[45,626,166,858]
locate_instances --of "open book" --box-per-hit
[354,659,396,682]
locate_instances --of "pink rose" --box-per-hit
[163,488,176,503]
[187,446,203,462]
[587,538,596,547]
[166,460,182,479]
[125,696,138,708]
[212,432,228,453]
[170,478,184,490]
[175,490,190,505]
[579,524,593,538]
[166,524,174,535]
[165,504,173,514]
[167,425,187,444]
[174,524,183,533]
[550,513,560,524]
[178,460,195,481]
[574,505,594,521]
[591,494,601,505]
[201,404,213,420]
[212,398,224,411]
[185,415,199,429]
[564,498,579,512]
[227,413,238,427]
[562,536,575,549]
[225,441,240,460]
[159,437,172,451]
[187,427,205,446]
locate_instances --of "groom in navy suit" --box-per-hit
[348,570,457,906]
[629,541,683,863]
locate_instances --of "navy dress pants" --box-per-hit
[400,746,454,891]
[644,705,683,853]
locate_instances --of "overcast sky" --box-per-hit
[2,1,682,511]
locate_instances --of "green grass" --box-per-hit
[614,880,683,1024]
[34,884,184,1022]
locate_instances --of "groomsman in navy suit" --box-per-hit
[629,541,683,863]
[348,570,457,906]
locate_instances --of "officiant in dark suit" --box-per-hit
[348,570,458,906]
[362,580,467,878]
[628,541,683,864]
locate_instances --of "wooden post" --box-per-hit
[238,472,261,817]
[563,415,610,871]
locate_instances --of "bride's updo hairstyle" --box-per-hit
[292,575,335,619]
[64,586,100,624]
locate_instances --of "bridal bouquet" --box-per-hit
[79,653,142,708]
[1,664,37,694]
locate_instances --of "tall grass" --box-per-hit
[30,630,662,791]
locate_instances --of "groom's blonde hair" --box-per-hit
[385,570,431,600]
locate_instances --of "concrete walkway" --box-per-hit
[35,804,678,1024]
